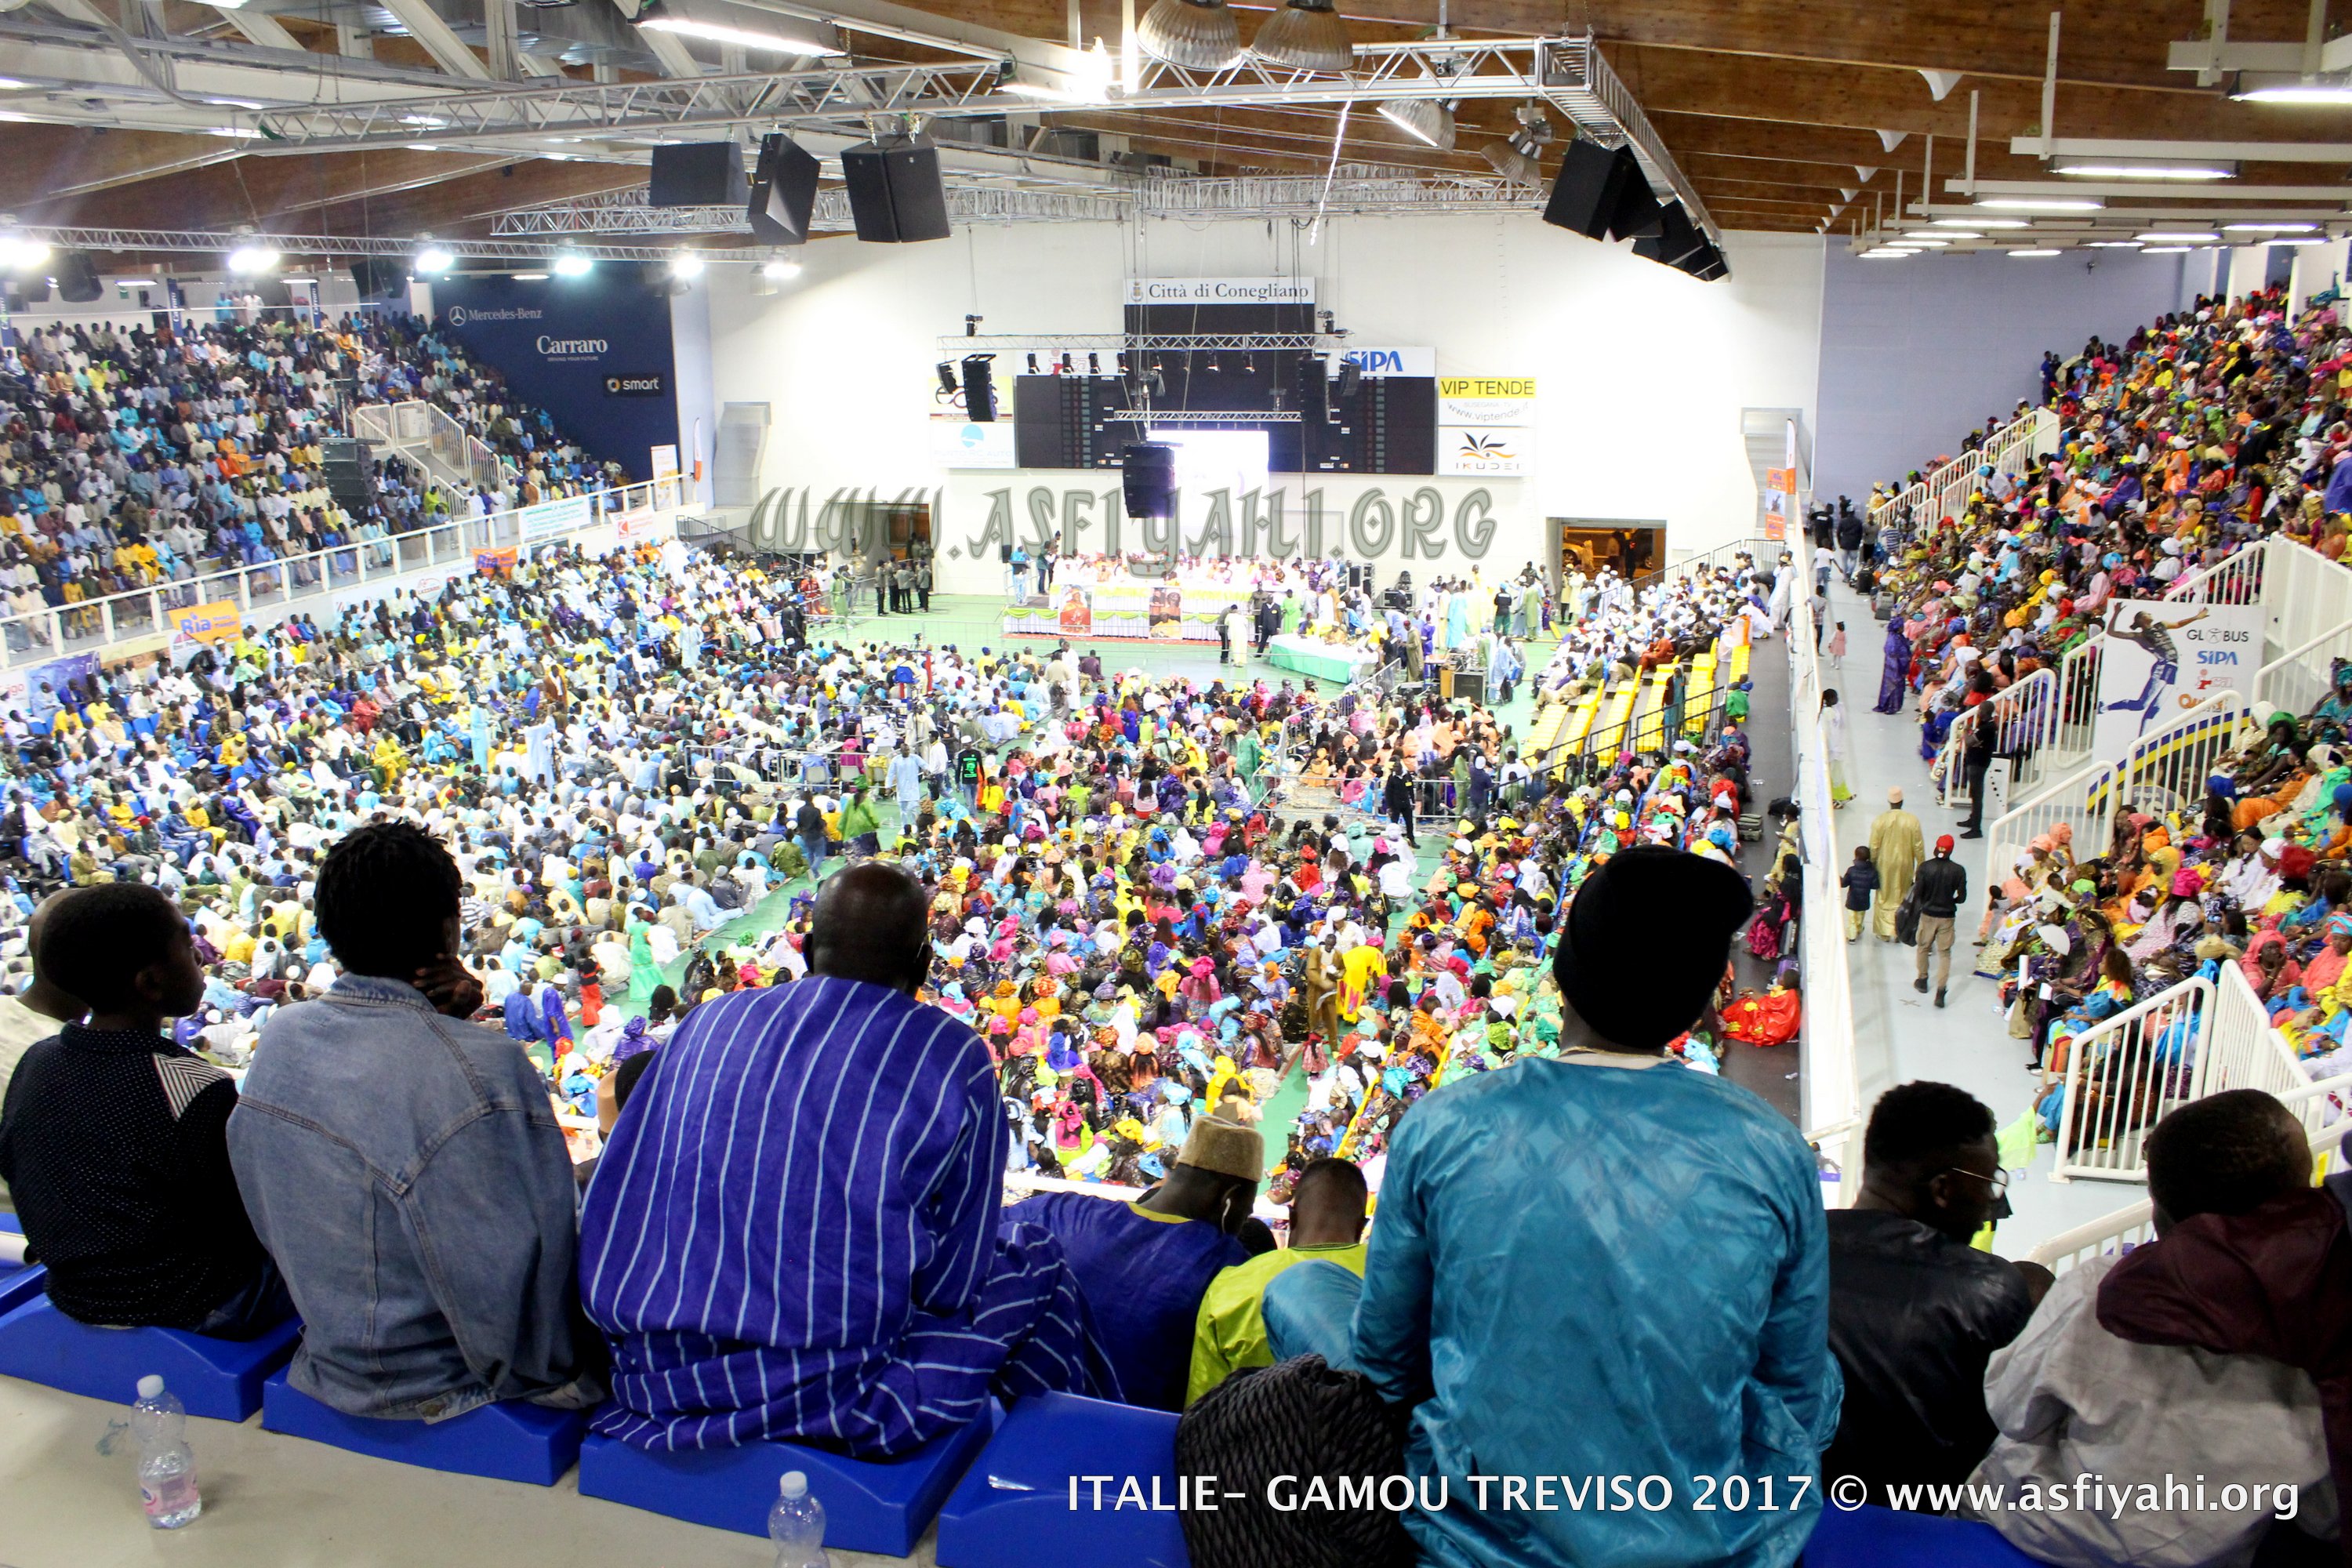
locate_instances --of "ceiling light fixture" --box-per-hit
[1900,238,1951,246]
[1249,0,1354,73]
[1936,216,2027,229]
[2142,244,2192,252]
[511,272,549,281]
[0,236,51,272]
[206,126,263,140]
[1134,0,1243,70]
[1002,43,1114,103]
[2224,220,2318,232]
[413,244,456,275]
[2267,235,2328,245]
[1977,197,2103,212]
[1378,97,1454,151]
[2052,158,2237,180]
[761,258,802,281]
[2232,77,2352,104]
[1481,139,1537,188]
[668,251,704,280]
[2137,230,2220,241]
[2009,247,2062,256]
[227,244,281,274]
[637,14,844,56]
[2083,239,2145,248]
[553,252,592,278]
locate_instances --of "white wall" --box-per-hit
[703,218,1824,594]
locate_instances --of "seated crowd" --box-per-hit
[0,310,619,646]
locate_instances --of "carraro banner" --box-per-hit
[168,600,241,647]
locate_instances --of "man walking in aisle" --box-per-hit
[1868,786,1924,942]
[1911,834,1969,1008]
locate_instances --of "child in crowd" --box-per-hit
[1830,620,1847,671]
[1842,846,1879,944]
[0,884,291,1336]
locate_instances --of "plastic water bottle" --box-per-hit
[767,1469,829,1567]
[131,1374,201,1529]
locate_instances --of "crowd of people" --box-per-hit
[0,309,619,647]
[0,284,2340,1564]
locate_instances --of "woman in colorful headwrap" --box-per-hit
[1874,615,1913,713]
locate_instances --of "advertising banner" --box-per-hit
[927,419,1018,470]
[518,494,593,542]
[1345,347,1438,378]
[2091,598,2263,759]
[432,273,679,481]
[1439,426,1530,477]
[1123,278,1316,305]
[167,599,241,648]
[1436,376,1534,477]
[613,510,662,546]
[476,546,519,575]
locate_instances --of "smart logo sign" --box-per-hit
[431,273,678,480]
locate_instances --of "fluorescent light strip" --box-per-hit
[2137,230,2220,241]
[2234,84,2352,103]
[2142,245,2191,253]
[637,16,844,55]
[2223,221,2318,232]
[2052,162,2234,180]
[1977,197,2103,212]
[2009,248,2061,256]
[1936,217,2028,230]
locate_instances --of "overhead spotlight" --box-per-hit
[1248,0,1353,73]
[1243,352,1255,372]
[1088,352,1102,375]
[1481,140,1538,188]
[1025,352,1040,374]
[1378,96,1454,151]
[1001,44,1114,103]
[1151,355,1165,372]
[1116,350,1131,376]
[935,361,959,396]
[668,250,704,280]
[413,244,455,276]
[0,234,50,274]
[227,243,281,275]
[1059,352,1073,374]
[760,257,802,280]
[553,251,593,278]
[1135,0,1243,70]
[1206,351,1221,372]
[964,312,983,336]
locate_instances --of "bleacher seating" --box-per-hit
[0,1214,41,1316]
[261,1367,586,1486]
[0,1294,299,1420]
[935,1392,1189,1568]
[576,1403,996,1556]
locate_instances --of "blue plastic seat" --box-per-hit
[261,1368,586,1486]
[0,1215,42,1316]
[935,1392,1189,1568]
[0,1296,299,1421]
[1802,1503,2045,1566]
[577,1405,996,1557]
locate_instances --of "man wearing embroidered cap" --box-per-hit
[1006,1113,1261,1412]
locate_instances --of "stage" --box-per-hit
[1265,633,1380,684]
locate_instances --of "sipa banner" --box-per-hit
[1343,347,1436,378]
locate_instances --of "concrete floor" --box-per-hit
[1821,575,2142,1255]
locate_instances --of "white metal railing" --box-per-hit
[351,397,514,496]
[1987,688,2252,921]
[2163,539,2267,611]
[0,477,680,666]
[2051,975,2212,1182]
[1790,593,1861,1203]
[1869,407,2056,530]
[1928,666,2061,808]
[2256,616,2352,719]
[2268,532,2352,668]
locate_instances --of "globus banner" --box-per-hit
[433,271,679,481]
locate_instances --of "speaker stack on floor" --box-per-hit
[321,438,378,515]
[1544,140,1730,281]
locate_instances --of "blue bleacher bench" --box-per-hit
[0,1296,299,1421]
[935,1392,1190,1568]
[0,1214,42,1317]
[1801,1501,2045,1566]
[261,1367,586,1486]
[576,1403,996,1557]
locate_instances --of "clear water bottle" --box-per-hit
[767,1469,829,1568]
[131,1374,201,1529]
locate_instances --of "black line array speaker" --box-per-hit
[1295,354,1330,425]
[53,252,102,304]
[348,257,407,299]
[960,354,998,422]
[1122,442,1176,519]
[649,142,746,209]
[746,132,821,246]
[1544,141,1663,241]
[840,136,951,243]
[1633,201,1707,268]
[321,437,378,514]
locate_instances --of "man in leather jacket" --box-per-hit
[1822,1082,2050,1505]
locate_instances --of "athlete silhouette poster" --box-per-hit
[2091,597,2262,759]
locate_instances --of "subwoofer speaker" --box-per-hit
[649,142,746,209]
[1543,142,1662,241]
[840,136,951,243]
[53,252,102,304]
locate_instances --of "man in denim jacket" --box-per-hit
[228,821,602,1421]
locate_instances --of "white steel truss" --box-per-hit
[6,226,690,263]
[492,183,1134,234]
[944,334,1341,350]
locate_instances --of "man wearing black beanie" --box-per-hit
[1341,844,1842,1568]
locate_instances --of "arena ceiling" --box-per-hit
[4,0,2352,263]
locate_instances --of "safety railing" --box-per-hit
[1987,688,2251,918]
[1927,666,2061,809]
[0,477,678,666]
[1790,593,1861,1203]
[2270,532,2352,666]
[2255,617,2352,719]
[2163,539,2266,608]
[2024,1200,2155,1274]
[1868,407,2057,529]
[351,397,514,496]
